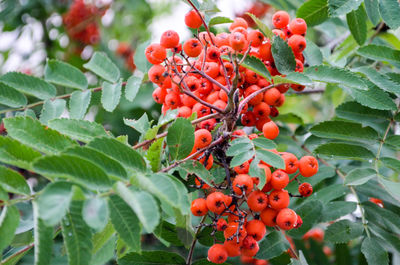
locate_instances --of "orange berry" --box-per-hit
[145,43,166,64]
[152,87,166,104]
[224,222,247,242]
[148,64,167,84]
[269,189,290,210]
[177,106,192,118]
[247,191,268,212]
[194,129,212,148]
[263,88,281,106]
[271,170,289,190]
[192,102,211,118]
[262,121,279,139]
[229,17,248,31]
[272,11,290,29]
[259,41,273,61]
[281,152,299,174]
[229,32,247,51]
[223,240,242,257]
[215,32,230,47]
[234,161,250,174]
[241,236,259,257]
[206,46,221,62]
[248,30,264,47]
[245,219,266,241]
[190,198,208,216]
[276,208,297,230]
[288,35,306,53]
[299,182,313,197]
[183,38,202,57]
[217,218,228,231]
[233,174,254,195]
[160,30,180,48]
[303,228,324,242]
[206,192,227,214]
[299,156,318,177]
[185,10,203,29]
[253,102,271,120]
[207,244,228,264]
[260,207,278,227]
[289,18,307,35]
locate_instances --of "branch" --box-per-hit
[185,0,216,47]
[186,215,207,265]
[237,84,277,114]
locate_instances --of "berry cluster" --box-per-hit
[237,1,271,28]
[116,42,136,71]
[144,8,316,265]
[63,0,108,45]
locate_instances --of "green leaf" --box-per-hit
[315,142,375,160]
[379,0,400,29]
[363,201,400,234]
[125,75,142,102]
[346,85,397,110]
[236,54,271,81]
[325,220,363,243]
[378,177,400,202]
[209,16,233,26]
[48,118,109,143]
[309,184,347,203]
[133,173,189,215]
[36,182,73,226]
[256,230,290,260]
[249,158,267,188]
[0,72,56,100]
[83,52,120,83]
[115,183,160,233]
[369,223,400,253]
[364,0,381,25]
[274,113,305,124]
[33,154,112,191]
[357,44,400,65]
[69,90,91,119]
[356,66,400,95]
[154,221,183,247]
[328,0,363,17]
[226,137,252,156]
[252,137,276,149]
[32,201,53,265]
[0,136,41,170]
[0,166,30,195]
[65,146,127,180]
[386,135,400,150]
[320,201,357,222]
[0,206,20,254]
[108,195,141,252]
[335,101,391,125]
[305,65,367,90]
[101,80,122,112]
[89,235,115,265]
[92,222,115,254]
[88,137,147,172]
[288,200,323,238]
[134,41,152,73]
[192,259,229,265]
[39,99,66,125]
[146,138,163,172]
[82,197,108,231]
[44,59,88,90]
[62,201,93,265]
[167,118,195,160]
[0,81,27,107]
[124,113,150,134]
[230,150,255,167]
[289,251,309,265]
[297,0,329,26]
[178,160,214,186]
[245,13,273,39]
[272,72,313,86]
[272,36,296,74]
[303,38,323,66]
[4,117,76,154]
[381,157,400,172]
[310,121,378,143]
[361,237,389,265]
[256,149,285,169]
[344,168,376,186]
[118,251,186,265]
[346,5,367,45]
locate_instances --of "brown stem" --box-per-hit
[237,84,277,114]
[186,215,207,265]
[0,243,34,263]
[185,0,216,46]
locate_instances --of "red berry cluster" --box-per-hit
[63,0,108,45]
[116,42,136,71]
[236,1,271,28]
[144,8,316,265]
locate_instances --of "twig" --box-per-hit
[237,84,278,114]
[369,22,385,43]
[186,215,207,265]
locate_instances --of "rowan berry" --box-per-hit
[295,59,304,72]
[208,244,228,264]
[299,156,318,177]
[258,164,272,184]
[185,10,203,29]
[224,222,247,242]
[245,220,266,241]
[247,190,268,212]
[303,228,324,242]
[160,30,180,48]
[229,17,248,31]
[295,214,303,228]
[259,41,273,61]
[192,102,211,118]
[241,236,259,257]
[276,208,297,230]
[281,152,299,174]
[269,189,290,210]
[234,161,250,174]
[298,182,313,197]
[272,29,286,40]
[244,85,263,106]
[148,64,167,84]
[177,106,192,118]
[223,240,242,257]
[206,192,227,214]
[253,102,271,120]
[263,88,281,106]
[260,207,278,227]
[145,43,167,64]
[271,169,289,190]
[229,32,247,52]
[369,197,384,207]
[289,18,307,35]
[248,30,264,47]
[183,38,202,57]
[152,87,166,104]
[199,118,216,131]
[288,35,306,53]
[262,121,279,140]
[272,11,290,29]
[233,174,254,195]
[198,153,214,170]
[216,218,228,231]
[164,92,180,109]
[215,32,230,47]
[191,198,208,216]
